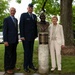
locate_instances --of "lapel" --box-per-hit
[55,24,59,34]
[50,23,58,37]
[10,16,15,25]
[50,24,53,36]
[32,14,34,20]
[9,16,18,30]
[27,12,30,17]
[10,16,14,24]
[27,12,34,20]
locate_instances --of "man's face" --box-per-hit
[52,18,58,24]
[40,15,45,22]
[10,8,16,16]
[27,6,33,13]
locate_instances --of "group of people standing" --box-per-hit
[3,3,65,74]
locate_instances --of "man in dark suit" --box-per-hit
[3,7,20,74]
[19,3,37,72]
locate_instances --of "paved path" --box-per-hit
[0,72,75,75]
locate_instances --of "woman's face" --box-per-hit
[52,17,58,24]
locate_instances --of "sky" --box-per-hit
[9,0,32,20]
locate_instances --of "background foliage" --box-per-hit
[0,0,9,31]
[1,0,75,45]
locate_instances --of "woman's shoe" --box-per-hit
[51,67,56,72]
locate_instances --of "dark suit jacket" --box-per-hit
[19,12,37,41]
[3,16,18,44]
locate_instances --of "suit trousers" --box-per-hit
[49,40,61,70]
[4,43,17,71]
[22,40,34,69]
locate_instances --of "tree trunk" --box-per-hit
[60,0,74,46]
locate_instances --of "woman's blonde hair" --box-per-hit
[52,16,58,21]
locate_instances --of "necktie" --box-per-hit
[13,17,16,25]
[30,14,33,19]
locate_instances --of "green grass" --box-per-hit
[0,41,75,74]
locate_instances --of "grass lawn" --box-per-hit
[0,41,75,74]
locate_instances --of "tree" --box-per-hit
[32,0,75,46]
[16,0,60,16]
[60,0,74,46]
[16,0,21,3]
[73,6,75,28]
[32,0,60,21]
[17,0,75,46]
[72,6,75,38]
[0,0,9,31]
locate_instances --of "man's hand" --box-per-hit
[4,42,9,46]
[20,37,25,41]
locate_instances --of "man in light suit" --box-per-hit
[19,3,37,72]
[48,16,65,72]
[3,7,20,74]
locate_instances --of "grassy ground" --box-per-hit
[0,41,75,74]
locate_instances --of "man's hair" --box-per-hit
[28,3,33,7]
[10,7,16,12]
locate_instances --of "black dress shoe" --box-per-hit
[5,70,14,74]
[24,68,30,73]
[29,66,38,71]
